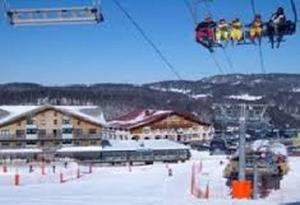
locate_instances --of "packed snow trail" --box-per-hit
[0,152,299,205]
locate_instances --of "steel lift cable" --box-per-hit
[203,0,213,18]
[221,47,235,73]
[183,0,226,75]
[250,0,267,74]
[291,0,298,24]
[113,0,183,80]
[183,0,198,25]
[2,0,9,18]
[200,0,235,73]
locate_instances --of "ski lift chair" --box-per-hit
[5,1,104,26]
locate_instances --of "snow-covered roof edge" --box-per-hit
[0,105,106,127]
[108,109,210,130]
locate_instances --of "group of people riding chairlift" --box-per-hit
[196,7,288,52]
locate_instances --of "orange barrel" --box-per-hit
[231,180,252,199]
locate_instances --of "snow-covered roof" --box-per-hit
[0,105,106,126]
[55,140,189,153]
[57,146,102,153]
[251,140,287,156]
[0,148,42,154]
[103,139,189,151]
[108,109,208,130]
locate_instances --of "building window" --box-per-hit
[90,140,97,145]
[62,128,73,134]
[26,119,34,125]
[26,129,37,135]
[74,129,83,135]
[62,139,72,144]
[38,129,46,137]
[38,129,46,136]
[17,121,22,126]
[1,142,10,147]
[77,120,81,126]
[26,140,37,145]
[1,129,10,135]
[16,129,25,136]
[53,120,57,125]
[62,119,70,124]
[155,135,161,140]
[41,119,46,126]
[53,129,58,137]
[132,135,139,140]
[89,129,97,134]
[16,142,23,147]
[54,111,58,117]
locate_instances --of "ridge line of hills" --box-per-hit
[1,73,299,128]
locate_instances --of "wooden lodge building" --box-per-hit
[106,109,214,143]
[0,105,106,149]
[0,106,214,152]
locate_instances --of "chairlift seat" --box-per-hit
[6,6,103,26]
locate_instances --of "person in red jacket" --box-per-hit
[195,16,217,52]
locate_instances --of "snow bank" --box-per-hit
[57,146,102,153]
[227,94,263,101]
[292,88,300,93]
[0,148,42,154]
[190,94,211,99]
[0,152,300,204]
[149,86,191,94]
[104,139,188,151]
[251,140,287,156]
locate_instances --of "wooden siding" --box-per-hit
[0,108,102,136]
[131,114,207,134]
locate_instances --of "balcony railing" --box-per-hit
[0,133,103,141]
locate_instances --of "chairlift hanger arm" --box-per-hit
[291,0,298,24]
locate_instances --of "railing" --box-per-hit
[0,134,103,141]
[0,134,26,140]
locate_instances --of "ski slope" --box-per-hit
[0,151,299,205]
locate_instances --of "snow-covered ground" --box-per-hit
[0,152,299,205]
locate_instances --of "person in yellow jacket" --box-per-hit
[249,14,264,43]
[230,18,243,44]
[215,18,230,44]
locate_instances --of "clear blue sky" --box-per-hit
[0,0,299,85]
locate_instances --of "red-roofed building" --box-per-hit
[105,109,214,143]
